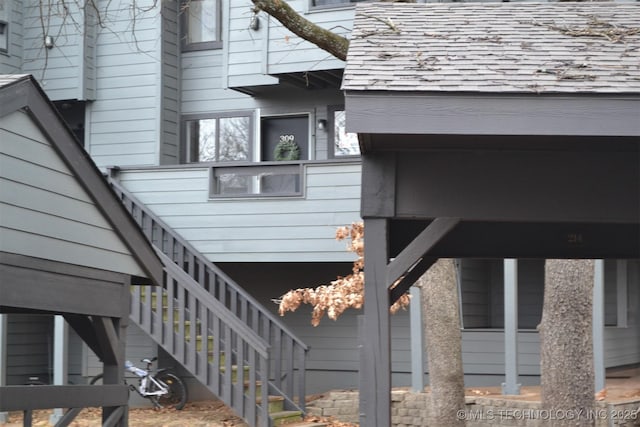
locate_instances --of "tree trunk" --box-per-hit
[539,259,595,426]
[417,258,466,426]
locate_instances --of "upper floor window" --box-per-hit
[0,0,8,53]
[328,105,360,157]
[183,113,253,163]
[311,0,366,9]
[181,0,221,51]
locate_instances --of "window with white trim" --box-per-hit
[328,105,360,158]
[183,113,252,163]
[181,0,221,51]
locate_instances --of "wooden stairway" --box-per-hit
[140,287,309,426]
[109,176,309,427]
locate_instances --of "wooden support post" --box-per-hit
[50,315,69,424]
[410,286,425,392]
[360,218,391,426]
[0,314,8,423]
[102,277,131,427]
[502,259,520,395]
[593,260,605,392]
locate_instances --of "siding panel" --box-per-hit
[0,110,145,276]
[117,162,361,262]
[86,0,162,169]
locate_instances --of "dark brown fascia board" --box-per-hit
[0,75,164,286]
[0,75,31,118]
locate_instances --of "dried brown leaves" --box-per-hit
[278,222,410,326]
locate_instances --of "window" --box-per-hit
[183,113,252,163]
[210,164,303,198]
[0,0,8,53]
[311,0,367,9]
[181,0,221,51]
[328,106,359,157]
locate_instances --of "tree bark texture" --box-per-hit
[251,0,349,61]
[539,259,595,427]
[417,258,466,427]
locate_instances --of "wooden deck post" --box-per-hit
[410,286,425,392]
[593,260,605,392]
[360,218,391,426]
[0,314,7,423]
[502,259,520,395]
[50,315,69,424]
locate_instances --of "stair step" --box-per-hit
[269,410,303,426]
[264,395,283,413]
[184,334,213,351]
[220,364,250,382]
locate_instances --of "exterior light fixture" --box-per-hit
[317,119,328,131]
[44,35,54,49]
[249,12,260,31]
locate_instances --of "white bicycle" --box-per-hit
[91,357,187,410]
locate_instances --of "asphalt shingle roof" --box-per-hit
[342,2,640,94]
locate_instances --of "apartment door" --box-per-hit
[260,116,308,194]
[261,115,309,161]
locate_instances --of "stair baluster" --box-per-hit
[108,175,308,426]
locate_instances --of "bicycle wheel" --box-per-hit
[150,372,187,410]
[89,373,103,385]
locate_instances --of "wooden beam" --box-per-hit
[387,218,460,287]
[0,385,128,410]
[103,406,127,427]
[389,257,437,306]
[361,152,396,218]
[63,314,102,360]
[359,218,391,426]
[93,317,119,365]
[0,253,128,317]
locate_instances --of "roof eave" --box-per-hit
[345,90,640,137]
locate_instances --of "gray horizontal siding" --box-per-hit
[225,0,349,86]
[462,331,541,376]
[0,110,145,276]
[117,162,361,262]
[604,259,640,367]
[20,1,83,100]
[264,1,349,74]
[460,259,490,328]
[6,314,53,385]
[86,0,162,168]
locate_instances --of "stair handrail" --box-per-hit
[156,248,270,355]
[133,248,273,426]
[108,172,308,414]
[107,173,307,352]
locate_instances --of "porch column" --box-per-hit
[410,286,425,391]
[616,260,628,328]
[593,260,605,392]
[502,259,520,395]
[359,218,391,426]
[49,315,69,424]
[0,314,8,423]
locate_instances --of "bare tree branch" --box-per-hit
[251,0,350,61]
